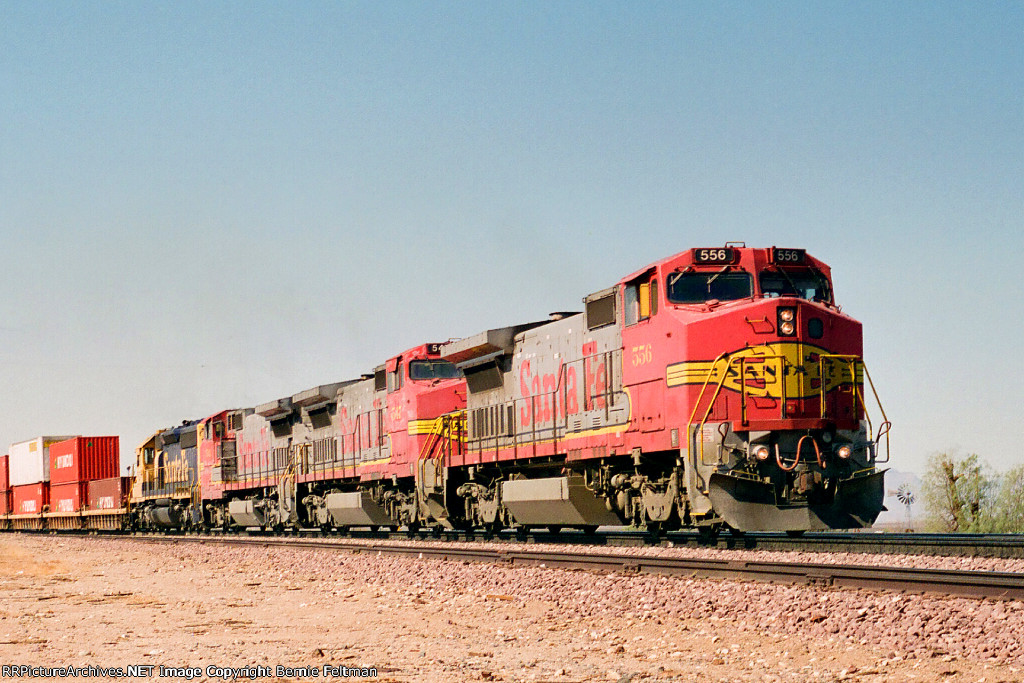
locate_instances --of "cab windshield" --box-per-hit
[666,270,752,304]
[759,268,832,303]
[408,360,462,381]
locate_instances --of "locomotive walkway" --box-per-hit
[125,534,1024,602]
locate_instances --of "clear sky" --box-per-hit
[1,2,1021,476]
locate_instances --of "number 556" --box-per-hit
[631,344,653,367]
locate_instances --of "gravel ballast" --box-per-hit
[1,534,1021,682]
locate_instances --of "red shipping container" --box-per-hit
[50,481,88,513]
[0,454,8,491]
[12,483,48,514]
[87,477,130,510]
[49,436,120,485]
[0,490,10,515]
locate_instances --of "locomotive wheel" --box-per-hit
[582,525,598,535]
[547,525,562,534]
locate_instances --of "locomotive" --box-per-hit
[443,244,888,533]
[3,245,889,534]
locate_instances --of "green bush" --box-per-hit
[922,453,1024,533]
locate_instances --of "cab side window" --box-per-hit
[387,363,404,392]
[624,285,639,326]
[624,277,658,326]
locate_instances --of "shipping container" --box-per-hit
[49,436,120,485]
[0,454,8,491]
[50,481,88,513]
[8,436,76,486]
[0,490,10,515]
[87,476,131,510]
[12,483,48,514]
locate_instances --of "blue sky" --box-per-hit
[1,2,1021,476]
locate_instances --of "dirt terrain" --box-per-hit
[0,534,1020,682]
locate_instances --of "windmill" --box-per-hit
[896,483,916,530]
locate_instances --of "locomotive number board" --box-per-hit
[771,248,806,264]
[692,248,737,265]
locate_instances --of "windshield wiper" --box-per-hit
[704,266,733,297]
[706,266,730,286]
[767,265,801,296]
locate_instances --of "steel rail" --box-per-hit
[313,527,1024,559]
[670,530,1024,558]
[118,534,1024,602]
[8,522,1024,558]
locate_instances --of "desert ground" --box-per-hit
[0,534,1020,682]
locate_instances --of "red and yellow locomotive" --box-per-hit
[444,244,888,532]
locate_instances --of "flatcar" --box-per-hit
[1,245,888,534]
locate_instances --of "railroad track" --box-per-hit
[16,523,1024,557]
[121,533,1024,602]
[233,527,1024,559]
[669,530,1024,558]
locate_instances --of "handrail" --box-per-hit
[687,348,890,467]
[688,347,784,466]
[418,410,467,464]
[463,349,627,455]
[817,354,890,463]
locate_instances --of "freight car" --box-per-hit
[1,245,888,534]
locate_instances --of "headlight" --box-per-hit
[753,445,771,461]
[777,307,796,336]
[837,445,852,459]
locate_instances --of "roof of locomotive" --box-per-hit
[249,341,462,415]
[618,245,832,284]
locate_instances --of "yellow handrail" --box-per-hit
[688,348,890,466]
[687,347,786,466]
[418,411,467,464]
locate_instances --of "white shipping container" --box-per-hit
[8,436,76,486]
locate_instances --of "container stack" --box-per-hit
[88,475,131,510]
[8,436,75,514]
[0,453,10,514]
[49,436,120,514]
